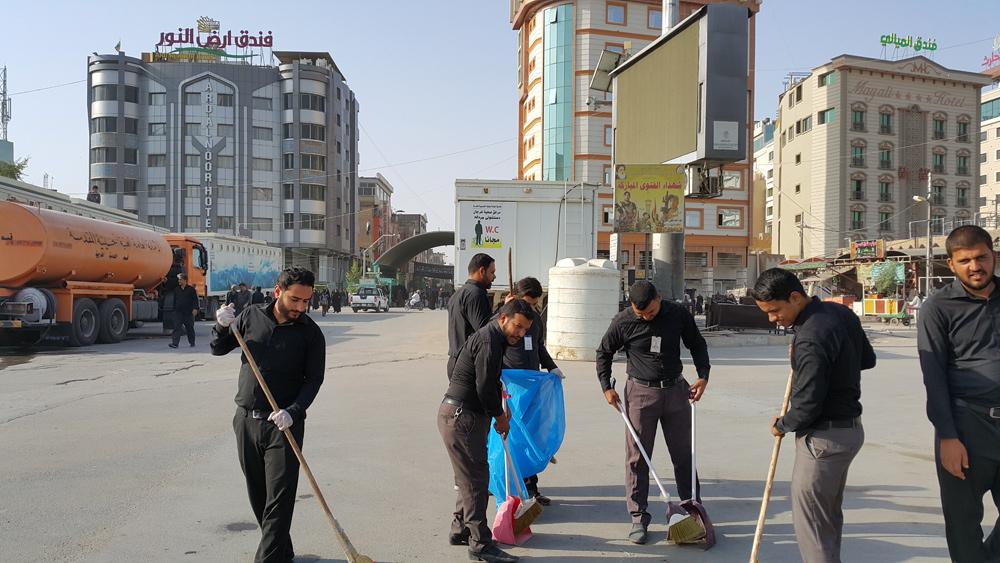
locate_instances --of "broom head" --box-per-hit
[512,497,543,534]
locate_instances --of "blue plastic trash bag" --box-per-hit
[488,369,566,500]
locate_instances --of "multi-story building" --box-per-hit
[510,0,761,294]
[394,212,430,263]
[357,173,395,260]
[979,87,1000,221]
[86,46,360,285]
[772,55,990,259]
[752,119,775,252]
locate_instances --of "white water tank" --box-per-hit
[546,258,620,362]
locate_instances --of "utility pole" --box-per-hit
[650,0,685,301]
[0,66,10,141]
[798,220,804,259]
[926,172,932,295]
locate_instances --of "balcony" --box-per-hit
[879,192,893,203]
[957,166,969,176]
[851,157,866,167]
[851,123,866,132]
[933,130,945,140]
[958,134,970,143]
[879,222,893,232]
[933,164,945,174]
[880,125,892,134]
[957,198,969,207]
[931,194,945,205]
[851,221,864,230]
[850,190,866,201]
[879,160,893,170]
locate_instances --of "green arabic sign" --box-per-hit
[880,33,938,52]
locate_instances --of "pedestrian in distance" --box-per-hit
[264,291,273,305]
[918,225,1000,562]
[235,282,252,315]
[168,272,199,349]
[226,284,239,307]
[596,281,710,544]
[332,289,342,314]
[86,184,102,204]
[446,253,496,380]
[319,290,330,317]
[251,286,265,305]
[751,268,876,563]
[439,298,535,563]
[496,276,564,506]
[210,267,325,563]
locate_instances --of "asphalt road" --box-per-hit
[0,311,972,562]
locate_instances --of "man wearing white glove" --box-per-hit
[210,267,326,563]
[495,276,562,506]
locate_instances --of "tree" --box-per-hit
[345,260,362,293]
[874,261,900,297]
[0,157,29,181]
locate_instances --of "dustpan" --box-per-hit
[667,398,716,549]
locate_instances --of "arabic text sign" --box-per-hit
[879,33,937,52]
[613,164,686,234]
[156,25,273,50]
[851,239,885,261]
[470,203,505,249]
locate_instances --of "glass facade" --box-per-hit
[983,97,1000,122]
[542,4,573,182]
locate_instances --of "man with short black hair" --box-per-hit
[439,298,533,563]
[87,185,102,204]
[596,280,710,544]
[752,268,875,563]
[169,273,199,349]
[919,225,1000,561]
[446,253,496,379]
[211,267,325,563]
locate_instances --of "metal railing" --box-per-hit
[879,192,893,202]
[852,157,866,167]
[850,190,866,201]
[880,125,892,134]
[879,160,893,170]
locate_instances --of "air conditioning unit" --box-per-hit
[685,165,723,199]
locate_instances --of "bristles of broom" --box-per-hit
[668,513,706,543]
[512,498,543,534]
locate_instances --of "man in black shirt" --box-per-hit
[447,253,496,379]
[168,273,199,348]
[752,268,875,563]
[439,299,533,563]
[86,185,102,204]
[596,281,710,544]
[918,226,1000,562]
[211,267,325,563]
[497,277,564,506]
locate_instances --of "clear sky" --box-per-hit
[2,0,997,233]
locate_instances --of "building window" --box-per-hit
[982,131,989,142]
[252,187,273,202]
[301,123,326,141]
[767,169,773,179]
[851,145,865,167]
[184,92,201,106]
[957,121,969,143]
[851,210,864,230]
[850,179,865,200]
[184,154,200,168]
[148,154,167,167]
[818,107,836,125]
[90,117,117,133]
[184,185,200,199]
[336,141,342,154]
[996,171,1000,182]
[148,184,166,198]
[933,152,945,174]
[765,205,773,217]
[251,217,273,232]
[606,1,626,25]
[933,119,945,140]
[89,147,116,163]
[957,155,969,176]
[851,110,865,131]
[301,213,325,230]
[216,216,234,230]
[794,213,802,224]
[301,184,326,201]
[796,84,803,103]
[148,215,167,227]
[982,153,989,164]
[283,153,295,169]
[879,112,892,134]
[647,8,662,29]
[216,155,234,169]
[217,93,234,107]
[185,122,201,137]
[336,87,342,100]
[818,71,837,87]
[148,122,166,136]
[301,154,326,171]
[252,126,273,141]
[123,148,137,165]
[184,216,200,229]
[283,93,294,110]
[92,178,116,194]
[931,184,945,205]
[252,158,273,171]
[217,124,234,137]
[879,181,892,202]
[122,86,138,103]
[283,213,295,230]
[879,211,892,231]
[217,186,235,199]
[879,148,892,169]
[795,153,801,165]
[92,85,117,101]
[795,183,801,194]
[957,186,969,207]
[717,208,742,228]
[604,125,613,146]
[252,96,272,110]
[148,92,165,106]
[282,183,294,199]
[300,93,326,112]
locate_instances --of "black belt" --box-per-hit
[629,376,680,389]
[442,397,484,414]
[808,417,860,430]
[237,406,271,420]
[442,397,464,408]
[955,398,1000,419]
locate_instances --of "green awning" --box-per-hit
[779,261,829,271]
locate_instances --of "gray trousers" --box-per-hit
[438,402,493,552]
[791,422,864,563]
[623,379,700,526]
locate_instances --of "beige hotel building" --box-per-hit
[772,55,991,259]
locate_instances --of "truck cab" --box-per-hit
[350,286,389,313]
[163,235,209,317]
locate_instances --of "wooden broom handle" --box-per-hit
[749,368,795,563]
[232,327,366,563]
[507,248,514,295]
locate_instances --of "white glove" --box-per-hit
[550,368,565,379]
[216,303,236,328]
[268,409,293,431]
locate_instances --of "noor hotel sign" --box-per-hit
[150,16,275,61]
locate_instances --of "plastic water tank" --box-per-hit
[546,258,620,362]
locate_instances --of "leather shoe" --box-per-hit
[532,492,551,506]
[449,530,470,546]
[469,543,519,562]
[628,523,648,544]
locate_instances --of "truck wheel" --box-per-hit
[98,298,128,344]
[352,308,359,313]
[68,298,100,347]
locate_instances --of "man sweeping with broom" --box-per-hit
[596,281,710,545]
[439,298,535,563]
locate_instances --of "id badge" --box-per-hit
[524,335,534,351]
[650,336,662,353]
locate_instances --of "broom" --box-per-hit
[501,436,543,534]
[666,398,712,546]
[232,327,375,563]
[749,368,796,563]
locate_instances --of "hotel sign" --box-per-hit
[879,33,938,52]
[191,79,226,232]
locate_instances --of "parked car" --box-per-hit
[350,287,389,313]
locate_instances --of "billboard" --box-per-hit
[613,164,686,233]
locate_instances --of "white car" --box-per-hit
[350,287,389,313]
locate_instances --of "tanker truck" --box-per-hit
[0,201,208,346]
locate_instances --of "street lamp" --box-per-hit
[913,191,933,295]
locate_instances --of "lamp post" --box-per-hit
[913,173,932,295]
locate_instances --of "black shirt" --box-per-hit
[493,309,557,372]
[447,280,493,358]
[596,300,711,392]
[445,321,508,417]
[210,303,326,423]
[777,297,876,434]
[918,278,1000,440]
[251,290,265,304]
[172,285,199,315]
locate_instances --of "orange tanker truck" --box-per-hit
[0,201,209,346]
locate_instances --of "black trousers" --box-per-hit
[937,407,1000,563]
[438,402,493,552]
[234,409,304,563]
[171,312,195,346]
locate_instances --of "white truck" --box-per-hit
[350,287,389,312]
[453,179,605,291]
[186,233,283,315]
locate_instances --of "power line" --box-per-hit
[9,79,87,97]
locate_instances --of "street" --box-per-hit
[0,310,967,562]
